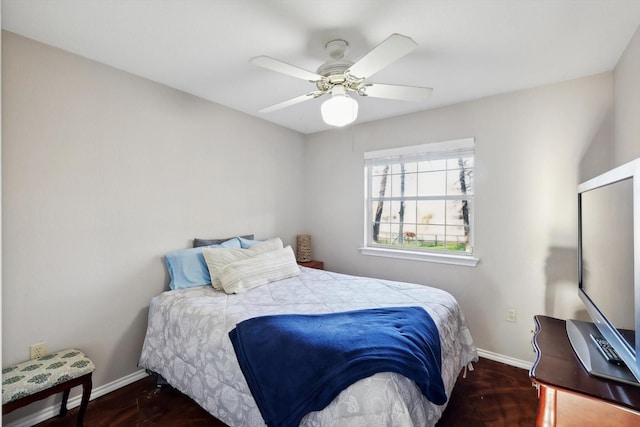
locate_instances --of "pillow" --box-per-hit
[193,234,254,248]
[238,236,262,248]
[202,238,283,290]
[165,238,241,290]
[218,246,300,294]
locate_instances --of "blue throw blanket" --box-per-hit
[229,306,446,427]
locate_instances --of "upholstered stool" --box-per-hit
[2,349,94,427]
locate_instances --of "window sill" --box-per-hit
[359,247,479,267]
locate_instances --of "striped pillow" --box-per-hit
[218,246,300,294]
[203,238,283,290]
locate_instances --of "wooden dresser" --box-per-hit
[530,315,640,426]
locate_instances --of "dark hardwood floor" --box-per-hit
[32,358,538,426]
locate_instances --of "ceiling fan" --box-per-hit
[250,33,433,127]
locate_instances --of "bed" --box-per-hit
[139,239,477,427]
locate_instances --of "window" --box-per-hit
[361,138,478,266]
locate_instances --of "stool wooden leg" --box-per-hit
[76,374,92,427]
[59,388,70,417]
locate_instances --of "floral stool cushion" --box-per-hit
[2,349,94,405]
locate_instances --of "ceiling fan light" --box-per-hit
[321,93,358,127]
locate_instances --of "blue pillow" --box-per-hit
[166,238,241,290]
[238,236,263,248]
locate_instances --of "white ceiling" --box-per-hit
[3,0,640,134]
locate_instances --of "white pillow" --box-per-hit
[218,246,300,294]
[202,238,283,290]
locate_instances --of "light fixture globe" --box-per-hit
[321,86,358,127]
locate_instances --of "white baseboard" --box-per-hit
[3,369,149,427]
[4,352,531,427]
[477,348,533,370]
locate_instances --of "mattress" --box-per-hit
[139,267,478,426]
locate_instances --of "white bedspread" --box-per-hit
[139,267,477,426]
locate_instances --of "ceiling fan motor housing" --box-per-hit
[315,39,361,92]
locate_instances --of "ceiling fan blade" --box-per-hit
[259,91,325,113]
[250,56,324,82]
[359,83,433,101]
[347,33,417,79]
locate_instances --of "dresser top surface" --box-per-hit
[530,315,640,411]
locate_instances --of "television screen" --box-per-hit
[580,176,635,344]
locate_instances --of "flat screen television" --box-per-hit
[566,157,640,386]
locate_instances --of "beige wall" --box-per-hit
[614,24,640,164]
[2,31,305,421]
[304,72,614,363]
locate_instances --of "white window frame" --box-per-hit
[360,137,479,267]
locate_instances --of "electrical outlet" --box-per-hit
[505,308,517,323]
[30,342,47,360]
